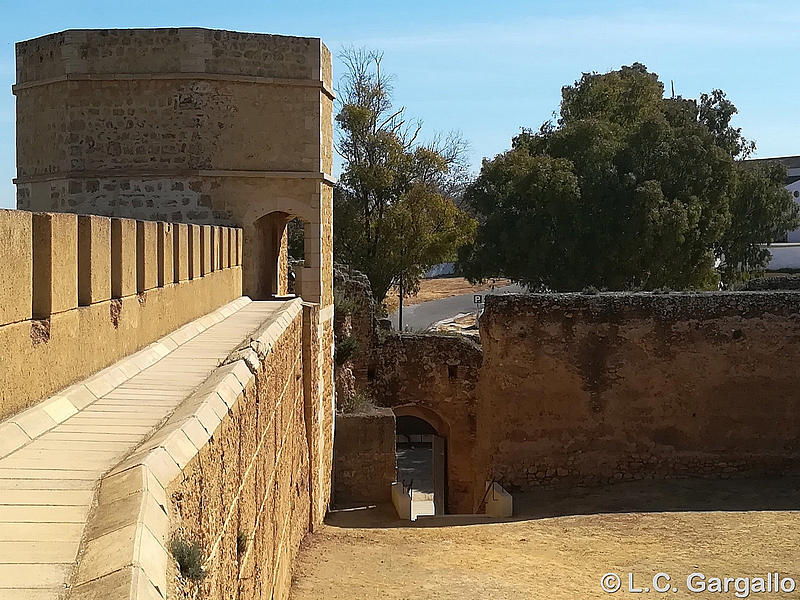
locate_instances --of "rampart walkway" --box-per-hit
[0,297,288,598]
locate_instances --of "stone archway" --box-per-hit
[393,406,449,515]
[252,211,293,299]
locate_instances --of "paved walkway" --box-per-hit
[0,299,286,599]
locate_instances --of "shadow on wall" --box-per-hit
[324,475,800,530]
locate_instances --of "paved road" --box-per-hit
[389,284,526,331]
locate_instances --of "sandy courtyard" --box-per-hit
[290,478,800,600]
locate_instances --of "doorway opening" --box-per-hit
[395,413,447,517]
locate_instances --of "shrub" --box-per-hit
[333,290,359,316]
[340,389,375,414]
[335,335,359,366]
[170,538,205,581]
[236,531,249,556]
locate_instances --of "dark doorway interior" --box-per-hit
[395,415,447,515]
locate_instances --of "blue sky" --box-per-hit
[0,0,798,208]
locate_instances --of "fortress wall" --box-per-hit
[333,408,396,506]
[369,334,483,514]
[0,208,242,421]
[475,293,800,498]
[167,302,312,600]
[68,299,333,600]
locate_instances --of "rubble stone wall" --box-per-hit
[369,334,482,513]
[168,303,317,600]
[476,292,800,498]
[333,408,396,506]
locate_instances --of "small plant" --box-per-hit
[333,290,359,316]
[170,537,205,581]
[340,389,375,414]
[581,285,600,295]
[236,530,249,556]
[335,335,359,366]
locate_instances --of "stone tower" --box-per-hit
[14,28,333,305]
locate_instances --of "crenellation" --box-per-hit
[157,221,174,287]
[135,220,158,293]
[0,208,243,421]
[77,214,111,306]
[110,217,137,298]
[32,212,78,318]
[0,209,33,324]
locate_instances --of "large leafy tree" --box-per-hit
[459,63,798,290]
[334,49,476,302]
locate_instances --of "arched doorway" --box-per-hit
[394,407,448,516]
[252,211,293,300]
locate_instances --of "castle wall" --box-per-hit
[369,334,482,514]
[64,299,333,600]
[0,208,242,421]
[167,302,314,600]
[333,408,396,506]
[475,293,800,501]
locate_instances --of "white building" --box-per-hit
[745,155,800,269]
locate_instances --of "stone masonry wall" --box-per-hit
[476,292,800,499]
[370,334,482,514]
[168,302,321,600]
[333,408,396,506]
[15,28,334,304]
[0,208,242,420]
[333,263,375,392]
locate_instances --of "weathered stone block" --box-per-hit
[157,222,173,287]
[211,226,220,271]
[200,225,212,276]
[77,215,111,306]
[188,224,201,280]
[111,218,136,298]
[0,209,32,324]
[32,212,78,317]
[226,228,234,268]
[220,226,230,268]
[236,228,242,266]
[136,220,158,293]
[172,223,189,283]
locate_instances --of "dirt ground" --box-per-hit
[383,277,511,313]
[290,477,800,600]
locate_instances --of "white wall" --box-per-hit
[765,243,800,270]
[786,180,800,242]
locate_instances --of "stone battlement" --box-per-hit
[0,208,243,420]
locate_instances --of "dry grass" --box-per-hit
[383,277,511,313]
[290,477,800,600]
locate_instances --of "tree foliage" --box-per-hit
[459,63,798,290]
[334,48,476,301]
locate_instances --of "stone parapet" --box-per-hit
[0,208,243,421]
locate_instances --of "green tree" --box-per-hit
[334,48,476,302]
[459,63,798,290]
